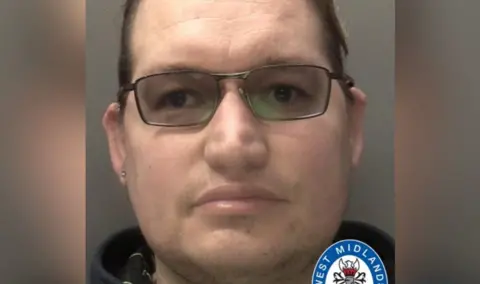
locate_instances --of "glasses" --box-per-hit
[118,64,355,127]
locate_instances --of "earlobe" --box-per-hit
[347,87,367,168]
[102,103,127,183]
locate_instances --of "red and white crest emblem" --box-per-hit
[333,258,367,284]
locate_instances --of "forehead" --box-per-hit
[130,0,328,78]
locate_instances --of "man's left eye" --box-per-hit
[271,86,302,103]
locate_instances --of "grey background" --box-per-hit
[87,0,394,267]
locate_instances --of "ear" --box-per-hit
[103,103,127,184]
[347,87,367,168]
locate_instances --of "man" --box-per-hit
[92,0,394,283]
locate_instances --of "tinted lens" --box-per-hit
[135,72,218,125]
[245,66,330,119]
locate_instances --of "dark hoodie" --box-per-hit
[90,221,395,284]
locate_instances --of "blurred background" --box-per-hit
[85,0,394,273]
[0,1,85,283]
[396,0,480,282]
[0,0,478,283]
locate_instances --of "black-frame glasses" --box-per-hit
[118,64,355,127]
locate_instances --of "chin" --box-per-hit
[185,228,298,270]
[150,222,330,282]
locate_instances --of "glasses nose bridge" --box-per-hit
[211,71,253,114]
[213,70,250,82]
[213,70,251,98]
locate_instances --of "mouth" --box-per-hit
[192,184,287,215]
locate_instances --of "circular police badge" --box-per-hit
[311,239,388,284]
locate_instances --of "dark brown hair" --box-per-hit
[117,0,349,109]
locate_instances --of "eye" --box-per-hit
[270,85,303,103]
[158,90,196,109]
[165,92,188,108]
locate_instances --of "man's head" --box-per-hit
[103,0,366,282]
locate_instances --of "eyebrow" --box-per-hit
[140,55,325,76]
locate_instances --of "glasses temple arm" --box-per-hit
[331,73,355,102]
[117,83,135,104]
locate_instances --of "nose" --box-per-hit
[203,83,269,180]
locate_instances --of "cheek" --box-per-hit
[270,114,350,234]
[124,131,202,242]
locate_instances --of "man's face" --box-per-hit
[104,0,365,280]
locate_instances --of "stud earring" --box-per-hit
[121,171,126,178]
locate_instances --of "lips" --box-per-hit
[193,184,286,208]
